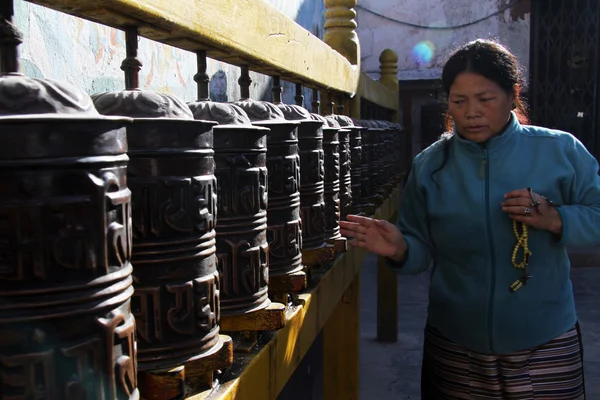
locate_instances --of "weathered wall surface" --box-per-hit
[357,0,531,85]
[13,0,326,106]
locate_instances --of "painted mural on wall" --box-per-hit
[13,0,326,107]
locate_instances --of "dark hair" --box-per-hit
[431,39,529,184]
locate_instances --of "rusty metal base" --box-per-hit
[302,242,335,268]
[326,236,347,253]
[221,302,287,353]
[268,270,308,296]
[138,335,233,399]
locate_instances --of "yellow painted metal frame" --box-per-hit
[358,71,399,112]
[26,0,360,95]
[188,188,400,400]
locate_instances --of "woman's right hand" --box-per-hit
[339,214,408,262]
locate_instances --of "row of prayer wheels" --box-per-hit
[0,12,402,400]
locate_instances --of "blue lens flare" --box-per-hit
[412,40,435,65]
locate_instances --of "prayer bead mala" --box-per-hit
[509,190,561,293]
[510,220,532,293]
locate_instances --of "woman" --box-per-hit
[340,39,600,399]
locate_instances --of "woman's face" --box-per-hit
[448,72,515,143]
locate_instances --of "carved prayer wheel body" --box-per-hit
[377,121,394,190]
[366,121,384,204]
[322,116,343,245]
[392,123,404,181]
[188,101,271,315]
[278,104,332,267]
[93,90,222,371]
[333,115,361,211]
[350,118,374,215]
[234,100,305,294]
[338,126,352,220]
[360,123,374,201]
[0,75,139,399]
[349,119,364,205]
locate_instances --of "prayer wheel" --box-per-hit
[0,1,140,400]
[377,120,395,194]
[350,118,375,216]
[233,99,306,296]
[391,122,404,183]
[0,37,138,400]
[359,121,374,204]
[338,125,353,220]
[187,100,271,315]
[321,116,346,252]
[364,120,384,206]
[92,28,226,395]
[277,104,333,268]
[332,115,362,214]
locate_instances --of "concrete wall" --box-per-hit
[356,0,531,86]
[13,0,326,106]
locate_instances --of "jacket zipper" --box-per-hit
[482,150,497,353]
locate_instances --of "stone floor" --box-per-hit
[359,254,600,399]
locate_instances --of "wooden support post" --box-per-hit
[323,273,360,400]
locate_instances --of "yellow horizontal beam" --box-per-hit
[359,71,399,111]
[26,0,360,95]
[188,188,400,400]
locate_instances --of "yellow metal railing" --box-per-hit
[19,1,402,399]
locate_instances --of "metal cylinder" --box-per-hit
[234,100,304,292]
[378,121,394,186]
[338,127,352,220]
[322,116,342,242]
[368,121,384,200]
[349,126,363,206]
[0,74,139,399]
[93,90,222,371]
[351,118,373,214]
[392,122,404,180]
[188,100,271,315]
[278,105,332,266]
[360,122,374,201]
[332,115,361,212]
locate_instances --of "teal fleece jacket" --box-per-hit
[392,113,600,354]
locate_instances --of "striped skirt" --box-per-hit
[421,324,586,399]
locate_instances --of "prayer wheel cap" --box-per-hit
[374,120,390,128]
[188,101,251,125]
[92,89,194,120]
[0,73,101,118]
[276,103,312,121]
[233,99,286,122]
[324,115,341,129]
[330,114,355,128]
[310,113,327,123]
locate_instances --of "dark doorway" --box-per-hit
[529,0,600,160]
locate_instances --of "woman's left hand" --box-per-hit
[501,189,563,235]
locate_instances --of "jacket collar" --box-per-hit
[452,111,521,155]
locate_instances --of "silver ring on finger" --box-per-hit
[524,207,532,216]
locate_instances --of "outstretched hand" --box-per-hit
[339,214,407,261]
